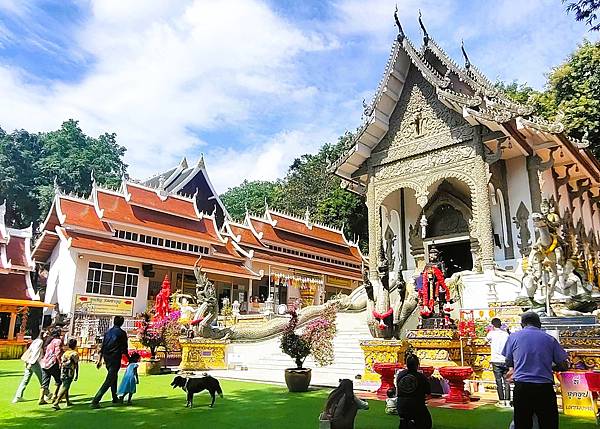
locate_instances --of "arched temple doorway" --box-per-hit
[422,179,473,277]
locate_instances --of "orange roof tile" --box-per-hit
[66,232,259,279]
[32,231,60,263]
[127,183,198,220]
[252,250,361,280]
[269,212,348,246]
[96,189,221,243]
[0,273,33,301]
[249,217,361,263]
[228,223,265,248]
[59,198,112,233]
[6,237,29,268]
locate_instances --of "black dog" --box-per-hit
[171,374,223,408]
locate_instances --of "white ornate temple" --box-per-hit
[332,12,600,313]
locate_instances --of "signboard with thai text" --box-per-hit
[75,295,134,316]
[559,372,598,418]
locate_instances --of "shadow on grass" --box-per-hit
[2,378,329,429]
[0,370,25,378]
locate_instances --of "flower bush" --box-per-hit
[137,310,182,359]
[280,303,337,369]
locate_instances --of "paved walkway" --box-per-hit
[201,367,380,391]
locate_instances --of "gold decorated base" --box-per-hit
[179,338,229,371]
[0,341,27,360]
[360,339,408,381]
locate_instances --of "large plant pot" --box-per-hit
[284,368,312,392]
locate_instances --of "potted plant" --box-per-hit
[136,311,182,374]
[280,304,337,392]
[137,313,163,375]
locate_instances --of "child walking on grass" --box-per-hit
[118,352,140,405]
[52,339,79,410]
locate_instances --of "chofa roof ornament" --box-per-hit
[418,9,429,45]
[394,5,405,41]
[461,40,471,69]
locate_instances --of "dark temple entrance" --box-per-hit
[435,240,473,277]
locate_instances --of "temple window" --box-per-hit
[86,262,139,298]
[112,229,209,256]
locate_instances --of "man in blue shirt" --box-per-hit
[91,316,129,408]
[503,312,568,429]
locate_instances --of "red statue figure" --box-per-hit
[419,248,451,319]
[154,275,172,320]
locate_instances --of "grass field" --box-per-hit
[0,360,595,428]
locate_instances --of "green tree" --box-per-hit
[219,131,368,250]
[565,0,600,31]
[220,179,282,221]
[498,41,600,157]
[0,119,127,228]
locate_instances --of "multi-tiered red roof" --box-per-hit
[0,201,41,305]
[223,208,364,281]
[33,178,261,279]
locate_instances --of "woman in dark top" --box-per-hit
[322,379,369,429]
[396,354,432,429]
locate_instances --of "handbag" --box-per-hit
[318,412,331,429]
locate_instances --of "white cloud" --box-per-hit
[0,0,333,183]
[1,0,598,195]
[206,127,339,192]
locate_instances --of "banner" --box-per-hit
[559,372,598,418]
[325,275,352,289]
[75,295,134,316]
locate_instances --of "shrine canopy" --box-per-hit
[331,11,600,193]
[0,201,52,343]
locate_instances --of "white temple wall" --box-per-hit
[44,241,77,315]
[403,188,420,272]
[582,193,594,234]
[540,169,556,200]
[593,203,600,242]
[489,184,505,263]
[572,195,583,228]
[505,156,533,259]
[73,252,150,316]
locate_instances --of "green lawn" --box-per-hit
[0,360,595,428]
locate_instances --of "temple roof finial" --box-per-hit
[461,39,471,69]
[418,9,429,45]
[180,157,189,169]
[264,197,269,214]
[394,5,405,40]
[53,176,61,195]
[196,153,205,169]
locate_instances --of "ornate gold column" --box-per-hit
[473,157,496,270]
[367,176,379,279]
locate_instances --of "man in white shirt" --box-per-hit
[13,330,45,403]
[486,317,511,407]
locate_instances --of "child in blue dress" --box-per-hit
[118,353,140,405]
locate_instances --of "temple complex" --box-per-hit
[32,158,363,340]
[0,201,51,358]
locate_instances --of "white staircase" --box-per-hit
[225,311,371,385]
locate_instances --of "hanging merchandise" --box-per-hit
[270,271,324,307]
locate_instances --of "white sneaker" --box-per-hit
[495,401,504,408]
[12,397,22,404]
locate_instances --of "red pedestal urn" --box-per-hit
[439,366,473,403]
[420,366,434,378]
[373,362,404,399]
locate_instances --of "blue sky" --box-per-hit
[0,0,597,192]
